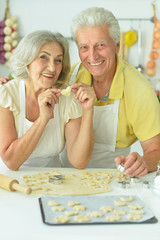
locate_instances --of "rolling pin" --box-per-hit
[0,174,32,195]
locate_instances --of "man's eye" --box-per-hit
[97,43,104,48]
[79,46,87,52]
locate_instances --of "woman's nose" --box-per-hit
[47,61,55,72]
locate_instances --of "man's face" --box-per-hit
[76,25,120,79]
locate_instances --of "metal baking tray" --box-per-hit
[39,195,157,225]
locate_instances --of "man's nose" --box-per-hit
[88,47,98,62]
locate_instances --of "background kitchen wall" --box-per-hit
[0,0,160,86]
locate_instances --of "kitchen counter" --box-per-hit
[0,167,160,240]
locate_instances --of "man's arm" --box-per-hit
[0,76,11,84]
[115,133,160,177]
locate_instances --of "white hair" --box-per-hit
[10,30,70,87]
[71,7,120,44]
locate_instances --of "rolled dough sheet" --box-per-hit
[22,168,115,196]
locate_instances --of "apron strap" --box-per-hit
[18,80,26,137]
[69,62,81,85]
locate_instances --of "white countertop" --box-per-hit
[0,167,160,240]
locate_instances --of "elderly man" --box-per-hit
[60,7,160,177]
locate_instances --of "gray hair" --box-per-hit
[71,7,120,44]
[9,30,70,87]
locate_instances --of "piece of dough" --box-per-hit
[54,216,70,223]
[48,200,60,206]
[114,200,126,206]
[68,201,80,207]
[106,215,121,222]
[130,209,145,215]
[113,209,126,215]
[74,215,90,222]
[126,213,142,221]
[73,205,86,211]
[120,196,134,202]
[65,211,78,216]
[87,211,103,218]
[51,206,65,211]
[100,206,114,213]
[128,204,143,210]
[61,86,71,97]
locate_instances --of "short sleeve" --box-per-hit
[59,93,82,124]
[66,96,82,123]
[0,84,18,115]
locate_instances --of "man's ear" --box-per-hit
[116,42,120,54]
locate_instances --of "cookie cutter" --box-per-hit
[117,164,126,173]
[130,176,141,183]
[49,175,64,184]
[118,180,130,188]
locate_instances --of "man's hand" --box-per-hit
[0,76,11,84]
[115,152,148,177]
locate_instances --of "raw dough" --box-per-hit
[51,206,65,211]
[61,86,71,97]
[22,169,112,196]
[126,213,142,221]
[68,201,80,207]
[54,216,70,223]
[73,205,86,211]
[87,211,103,218]
[106,215,121,222]
[128,204,143,210]
[65,211,78,216]
[113,209,126,215]
[74,215,90,222]
[114,200,126,206]
[130,209,145,215]
[120,196,134,202]
[100,206,114,212]
[48,200,60,206]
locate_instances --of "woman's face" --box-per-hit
[28,42,63,90]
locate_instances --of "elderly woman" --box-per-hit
[0,30,95,170]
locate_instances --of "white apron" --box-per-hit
[60,63,130,168]
[18,80,62,168]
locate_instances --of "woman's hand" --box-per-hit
[71,83,95,111]
[38,88,61,123]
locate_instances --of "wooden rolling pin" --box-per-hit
[0,174,32,195]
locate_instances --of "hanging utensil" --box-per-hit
[135,21,144,73]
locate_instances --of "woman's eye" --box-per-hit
[40,55,48,60]
[55,59,62,63]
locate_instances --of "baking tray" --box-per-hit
[39,195,157,225]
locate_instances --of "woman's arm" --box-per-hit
[0,88,61,170]
[65,83,95,169]
[0,106,48,170]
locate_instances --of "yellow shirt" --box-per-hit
[66,55,160,148]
